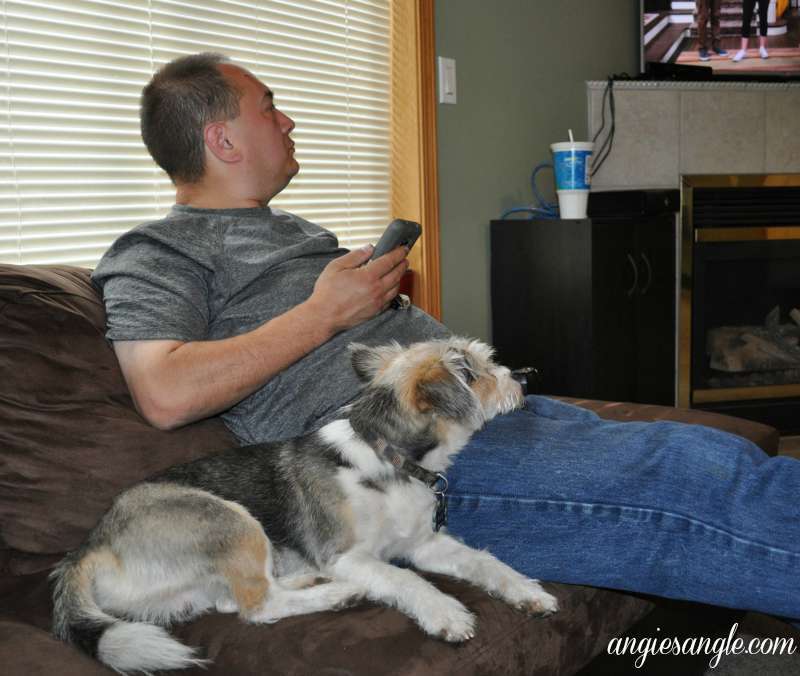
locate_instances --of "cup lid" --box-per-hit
[550,142,595,152]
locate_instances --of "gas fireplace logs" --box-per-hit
[706,307,800,388]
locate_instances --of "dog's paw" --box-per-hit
[503,579,558,617]
[417,595,477,643]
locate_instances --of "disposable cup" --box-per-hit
[556,190,590,219]
[550,141,594,219]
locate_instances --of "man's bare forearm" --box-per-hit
[116,299,337,430]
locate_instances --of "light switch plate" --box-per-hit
[438,56,457,104]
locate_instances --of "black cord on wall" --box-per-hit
[590,73,631,178]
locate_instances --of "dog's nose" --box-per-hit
[510,367,539,396]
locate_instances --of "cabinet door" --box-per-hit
[490,219,593,395]
[490,220,544,370]
[590,219,637,401]
[634,212,677,405]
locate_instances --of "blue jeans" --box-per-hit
[444,396,800,621]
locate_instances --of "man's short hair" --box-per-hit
[140,53,241,185]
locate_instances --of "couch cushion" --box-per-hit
[0,264,236,575]
[0,569,653,676]
[0,620,114,676]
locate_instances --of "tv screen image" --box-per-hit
[642,0,800,76]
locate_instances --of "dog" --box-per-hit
[51,336,558,673]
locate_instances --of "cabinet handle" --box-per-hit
[639,252,653,295]
[626,253,639,297]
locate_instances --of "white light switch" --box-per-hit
[438,56,457,104]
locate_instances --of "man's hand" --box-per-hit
[307,244,409,333]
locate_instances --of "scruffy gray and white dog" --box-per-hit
[51,337,558,673]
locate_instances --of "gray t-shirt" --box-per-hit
[92,205,450,444]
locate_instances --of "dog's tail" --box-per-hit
[50,550,206,673]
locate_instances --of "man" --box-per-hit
[95,54,448,443]
[696,0,728,61]
[92,53,800,623]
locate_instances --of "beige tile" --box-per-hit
[589,88,680,190]
[765,90,800,173]
[680,90,766,175]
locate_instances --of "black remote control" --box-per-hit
[370,219,422,260]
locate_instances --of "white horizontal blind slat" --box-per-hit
[0,0,390,265]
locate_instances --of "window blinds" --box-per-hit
[0,0,391,266]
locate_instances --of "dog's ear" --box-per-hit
[349,342,401,382]
[349,343,380,382]
[448,351,479,385]
[413,359,483,426]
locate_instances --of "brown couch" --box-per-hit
[0,264,780,675]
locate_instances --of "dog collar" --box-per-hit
[385,445,449,532]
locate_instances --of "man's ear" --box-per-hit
[204,121,242,163]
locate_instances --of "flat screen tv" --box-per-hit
[641,0,800,79]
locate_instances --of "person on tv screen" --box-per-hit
[733,0,770,62]
[696,0,728,61]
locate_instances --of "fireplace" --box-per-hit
[679,174,800,434]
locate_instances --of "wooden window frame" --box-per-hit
[391,0,441,319]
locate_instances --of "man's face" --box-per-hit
[218,64,299,197]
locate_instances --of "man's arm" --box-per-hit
[114,244,408,430]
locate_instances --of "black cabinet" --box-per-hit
[490,213,677,405]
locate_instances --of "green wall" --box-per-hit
[435,0,639,341]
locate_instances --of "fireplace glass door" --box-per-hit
[692,235,800,403]
[680,174,800,433]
